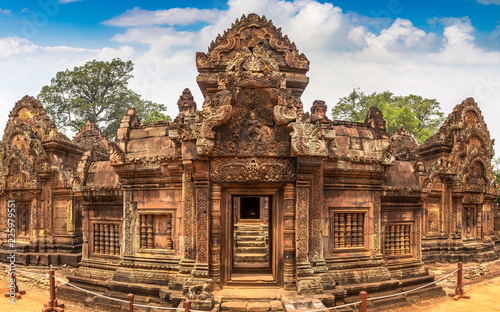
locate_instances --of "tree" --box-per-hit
[492,157,500,203]
[37,58,169,139]
[142,110,172,123]
[332,88,445,144]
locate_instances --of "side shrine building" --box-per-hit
[1,13,499,311]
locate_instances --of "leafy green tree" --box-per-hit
[142,110,172,123]
[332,88,444,144]
[37,58,168,139]
[492,157,500,202]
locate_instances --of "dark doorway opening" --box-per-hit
[240,197,260,220]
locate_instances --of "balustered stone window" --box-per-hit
[93,223,120,256]
[139,213,174,251]
[384,223,412,258]
[331,211,366,249]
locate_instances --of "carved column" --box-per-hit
[296,157,324,294]
[373,192,382,256]
[193,172,209,278]
[81,204,89,259]
[209,184,221,285]
[283,183,296,290]
[296,180,312,275]
[179,162,196,274]
[310,165,327,273]
[122,190,134,258]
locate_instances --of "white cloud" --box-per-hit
[0,8,11,15]
[477,0,500,4]
[0,37,38,58]
[102,7,222,27]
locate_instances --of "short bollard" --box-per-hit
[359,291,368,312]
[448,262,471,300]
[185,298,191,312]
[128,293,134,312]
[42,269,65,312]
[4,274,26,299]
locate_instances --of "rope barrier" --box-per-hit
[53,276,205,312]
[368,268,460,301]
[4,256,500,312]
[464,257,500,270]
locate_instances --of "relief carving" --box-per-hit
[210,157,296,183]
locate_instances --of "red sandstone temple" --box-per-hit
[1,13,499,311]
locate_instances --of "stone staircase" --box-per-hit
[234,223,268,265]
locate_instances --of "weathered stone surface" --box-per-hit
[222,301,248,312]
[247,302,270,312]
[270,300,283,311]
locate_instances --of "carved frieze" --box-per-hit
[209,157,296,183]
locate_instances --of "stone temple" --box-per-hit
[1,13,499,311]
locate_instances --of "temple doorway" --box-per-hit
[220,185,284,287]
[233,196,270,273]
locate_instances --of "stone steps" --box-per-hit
[236,235,265,242]
[234,223,269,265]
[235,246,268,254]
[236,241,266,248]
[235,231,268,236]
[234,253,268,262]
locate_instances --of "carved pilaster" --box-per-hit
[416,208,422,259]
[209,184,222,285]
[193,174,209,278]
[283,184,296,290]
[180,162,196,274]
[296,182,310,271]
[123,190,134,257]
[373,192,381,256]
[82,205,89,259]
[182,162,195,258]
[310,165,326,274]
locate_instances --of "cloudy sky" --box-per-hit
[1,0,500,152]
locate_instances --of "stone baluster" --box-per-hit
[334,214,339,248]
[104,224,110,254]
[94,224,99,254]
[166,214,173,250]
[339,213,345,247]
[390,226,395,256]
[351,213,357,246]
[115,225,120,255]
[141,215,147,249]
[396,226,402,255]
[404,225,410,254]
[384,226,390,256]
[358,213,363,247]
[110,224,115,255]
[346,213,352,247]
[100,224,104,254]
[147,215,154,249]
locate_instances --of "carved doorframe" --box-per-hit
[220,184,285,287]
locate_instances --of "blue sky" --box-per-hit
[1,0,500,148]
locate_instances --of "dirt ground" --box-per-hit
[0,261,499,312]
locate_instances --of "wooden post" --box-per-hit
[128,293,134,312]
[4,273,26,299]
[42,269,65,312]
[185,299,191,312]
[448,262,471,300]
[359,291,368,312]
